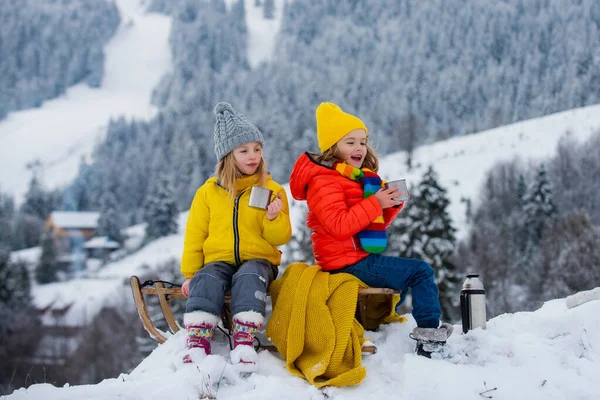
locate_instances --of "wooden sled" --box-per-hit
[130,275,400,354]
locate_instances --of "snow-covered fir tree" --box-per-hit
[96,190,124,244]
[0,191,14,246]
[35,231,60,284]
[387,166,459,320]
[516,174,527,206]
[0,245,40,390]
[0,245,30,306]
[64,157,95,211]
[516,163,557,289]
[22,175,50,220]
[143,174,179,240]
[263,0,275,19]
[522,163,557,244]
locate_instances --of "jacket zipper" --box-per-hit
[233,193,242,266]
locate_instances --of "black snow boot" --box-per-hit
[410,323,454,358]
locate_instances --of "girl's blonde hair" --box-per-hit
[316,142,379,172]
[215,152,268,199]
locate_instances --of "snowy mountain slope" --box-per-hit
[223,0,286,68]
[6,294,599,399]
[0,0,171,204]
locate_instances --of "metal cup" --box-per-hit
[248,186,273,209]
[384,179,410,201]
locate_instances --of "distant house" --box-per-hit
[45,211,100,271]
[45,211,100,240]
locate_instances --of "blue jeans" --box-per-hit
[331,254,441,328]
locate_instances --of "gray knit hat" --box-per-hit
[213,102,264,161]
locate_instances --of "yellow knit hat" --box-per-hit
[316,102,368,153]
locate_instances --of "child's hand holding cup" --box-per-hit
[384,179,410,201]
[248,186,282,220]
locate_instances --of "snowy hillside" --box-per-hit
[6,292,600,399]
[0,0,171,204]
[224,0,287,68]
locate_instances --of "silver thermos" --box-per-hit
[460,274,486,333]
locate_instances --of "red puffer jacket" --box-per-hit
[289,153,403,271]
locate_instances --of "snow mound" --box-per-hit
[7,293,600,399]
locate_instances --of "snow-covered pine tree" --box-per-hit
[0,191,14,246]
[515,163,558,290]
[516,174,527,206]
[522,163,557,244]
[0,245,40,390]
[263,0,275,19]
[388,166,459,320]
[64,156,95,211]
[36,231,60,284]
[230,0,248,34]
[97,190,124,244]
[143,174,179,240]
[22,175,50,220]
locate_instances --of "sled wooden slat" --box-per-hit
[155,281,181,335]
[130,275,170,343]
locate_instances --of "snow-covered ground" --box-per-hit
[0,0,171,204]
[6,292,600,399]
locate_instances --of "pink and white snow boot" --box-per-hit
[183,311,219,364]
[230,311,264,373]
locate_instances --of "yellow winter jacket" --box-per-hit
[180,174,292,279]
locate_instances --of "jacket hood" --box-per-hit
[290,152,338,201]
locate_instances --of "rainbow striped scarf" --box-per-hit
[332,161,387,253]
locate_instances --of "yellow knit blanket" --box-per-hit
[266,262,403,388]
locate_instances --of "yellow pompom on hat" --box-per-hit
[316,102,368,153]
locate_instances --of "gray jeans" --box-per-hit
[186,258,276,317]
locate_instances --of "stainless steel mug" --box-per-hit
[248,186,273,209]
[460,274,486,333]
[385,179,410,201]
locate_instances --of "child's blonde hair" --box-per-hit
[316,142,379,172]
[215,152,268,199]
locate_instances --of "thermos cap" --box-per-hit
[462,274,484,290]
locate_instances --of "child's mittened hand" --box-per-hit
[266,193,283,220]
[181,278,191,297]
[374,187,403,209]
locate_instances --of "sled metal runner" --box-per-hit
[130,275,398,354]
